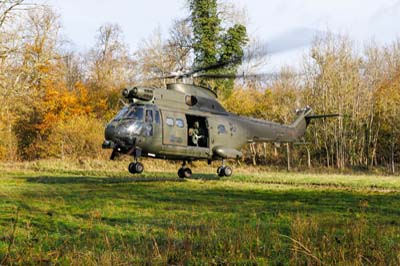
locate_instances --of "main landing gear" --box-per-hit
[176,159,233,178]
[217,159,232,177]
[178,161,192,178]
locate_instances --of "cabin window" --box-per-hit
[166,117,174,127]
[176,118,184,128]
[155,111,160,124]
[145,110,153,123]
[217,124,227,134]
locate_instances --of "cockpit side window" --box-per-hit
[145,110,153,123]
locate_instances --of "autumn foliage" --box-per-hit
[0,4,399,173]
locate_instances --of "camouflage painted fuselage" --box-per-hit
[103,83,312,162]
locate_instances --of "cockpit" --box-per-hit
[105,105,158,148]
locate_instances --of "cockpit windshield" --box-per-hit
[112,106,144,121]
[112,107,129,121]
[109,105,153,137]
[125,107,144,120]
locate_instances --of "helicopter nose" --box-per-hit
[104,122,137,148]
[105,123,116,141]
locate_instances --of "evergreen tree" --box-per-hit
[189,0,220,68]
[188,0,248,98]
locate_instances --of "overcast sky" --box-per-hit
[40,0,400,70]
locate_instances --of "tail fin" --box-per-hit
[291,106,314,128]
[288,107,314,140]
[290,106,339,139]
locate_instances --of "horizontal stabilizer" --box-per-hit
[305,114,339,125]
[306,114,340,119]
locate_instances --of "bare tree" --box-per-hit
[0,0,24,28]
[167,18,193,72]
[135,27,176,86]
[304,33,363,168]
[87,23,135,93]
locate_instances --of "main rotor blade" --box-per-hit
[187,57,242,76]
[146,74,178,81]
[195,72,279,80]
[148,57,243,80]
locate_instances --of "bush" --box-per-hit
[44,115,107,159]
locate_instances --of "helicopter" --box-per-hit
[102,65,337,178]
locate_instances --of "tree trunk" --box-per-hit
[391,136,395,174]
[286,143,291,171]
[263,143,267,165]
[250,143,256,166]
[325,143,330,168]
[306,146,311,169]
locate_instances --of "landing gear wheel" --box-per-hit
[128,162,137,174]
[217,166,233,177]
[178,168,184,178]
[217,166,224,176]
[134,162,144,174]
[128,162,144,174]
[223,166,232,177]
[178,167,192,178]
[183,168,192,178]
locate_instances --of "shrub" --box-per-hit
[44,115,107,159]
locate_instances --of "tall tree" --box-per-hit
[188,0,248,97]
[189,0,220,68]
[12,7,64,159]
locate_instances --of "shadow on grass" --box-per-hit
[23,176,400,214]
[27,176,185,184]
[189,173,221,180]
[26,173,221,185]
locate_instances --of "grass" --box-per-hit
[0,159,400,265]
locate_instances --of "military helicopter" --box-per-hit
[102,63,336,178]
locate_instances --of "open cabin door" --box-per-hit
[186,115,209,148]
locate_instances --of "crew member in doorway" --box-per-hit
[189,121,204,146]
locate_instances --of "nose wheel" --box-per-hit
[128,162,144,174]
[128,147,144,174]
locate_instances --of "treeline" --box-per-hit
[226,36,400,173]
[0,4,127,161]
[0,1,399,173]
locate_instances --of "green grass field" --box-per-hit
[1,160,400,265]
